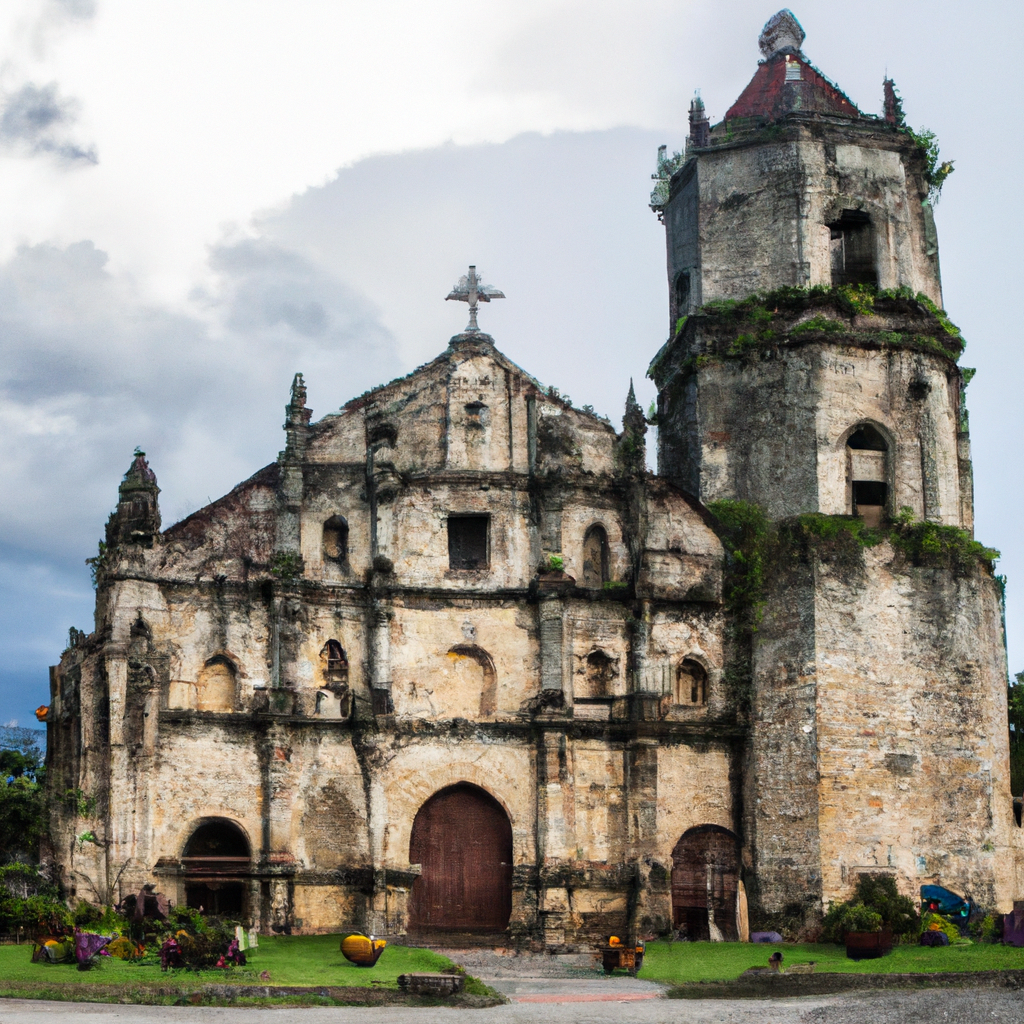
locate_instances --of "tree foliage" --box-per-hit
[1009,672,1024,796]
[0,736,46,863]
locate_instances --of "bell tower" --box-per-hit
[649,10,1017,929]
[651,8,970,530]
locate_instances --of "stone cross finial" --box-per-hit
[446,265,505,332]
[759,9,805,59]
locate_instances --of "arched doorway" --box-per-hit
[182,819,250,918]
[670,825,739,941]
[408,783,512,934]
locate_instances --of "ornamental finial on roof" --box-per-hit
[446,265,505,332]
[759,9,805,59]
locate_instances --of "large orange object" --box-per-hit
[340,933,386,967]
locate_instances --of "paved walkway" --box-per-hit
[436,945,668,1003]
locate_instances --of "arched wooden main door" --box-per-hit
[408,783,512,934]
[670,825,739,940]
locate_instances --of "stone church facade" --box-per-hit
[46,11,1024,944]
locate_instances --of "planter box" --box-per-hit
[845,929,893,960]
[398,973,465,997]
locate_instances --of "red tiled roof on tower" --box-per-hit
[725,10,860,122]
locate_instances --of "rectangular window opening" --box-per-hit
[448,515,489,570]
[829,210,877,288]
[853,480,887,528]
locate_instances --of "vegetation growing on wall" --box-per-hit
[648,286,966,393]
[706,500,770,627]
[269,551,304,580]
[708,502,999,627]
[85,540,109,588]
[886,80,955,204]
[696,285,963,358]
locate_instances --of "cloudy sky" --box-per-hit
[0,0,1021,729]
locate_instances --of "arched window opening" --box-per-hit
[847,424,889,527]
[671,825,740,940]
[584,650,618,698]
[676,659,707,706]
[829,209,877,288]
[182,819,250,919]
[323,516,349,563]
[582,525,610,587]
[197,656,236,713]
[408,783,512,935]
[319,640,349,691]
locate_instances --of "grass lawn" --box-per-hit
[0,935,460,991]
[638,940,1024,985]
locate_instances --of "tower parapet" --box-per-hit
[661,11,941,327]
[653,11,967,530]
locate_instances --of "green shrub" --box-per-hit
[821,874,919,944]
[822,902,883,941]
[73,900,102,927]
[0,865,69,936]
[968,913,1002,943]
[852,873,919,939]
[167,905,207,935]
[922,912,961,942]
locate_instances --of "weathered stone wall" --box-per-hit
[814,546,1014,911]
[656,325,966,528]
[748,538,1017,921]
[46,334,735,944]
[664,124,942,320]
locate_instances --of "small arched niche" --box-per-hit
[582,524,610,588]
[464,402,491,430]
[846,424,889,527]
[676,658,707,706]
[447,644,498,717]
[322,515,349,564]
[197,655,236,713]
[319,640,349,691]
[582,649,618,698]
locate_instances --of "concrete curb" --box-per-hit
[0,980,504,1007]
[666,968,1024,999]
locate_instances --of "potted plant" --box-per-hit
[841,904,892,960]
